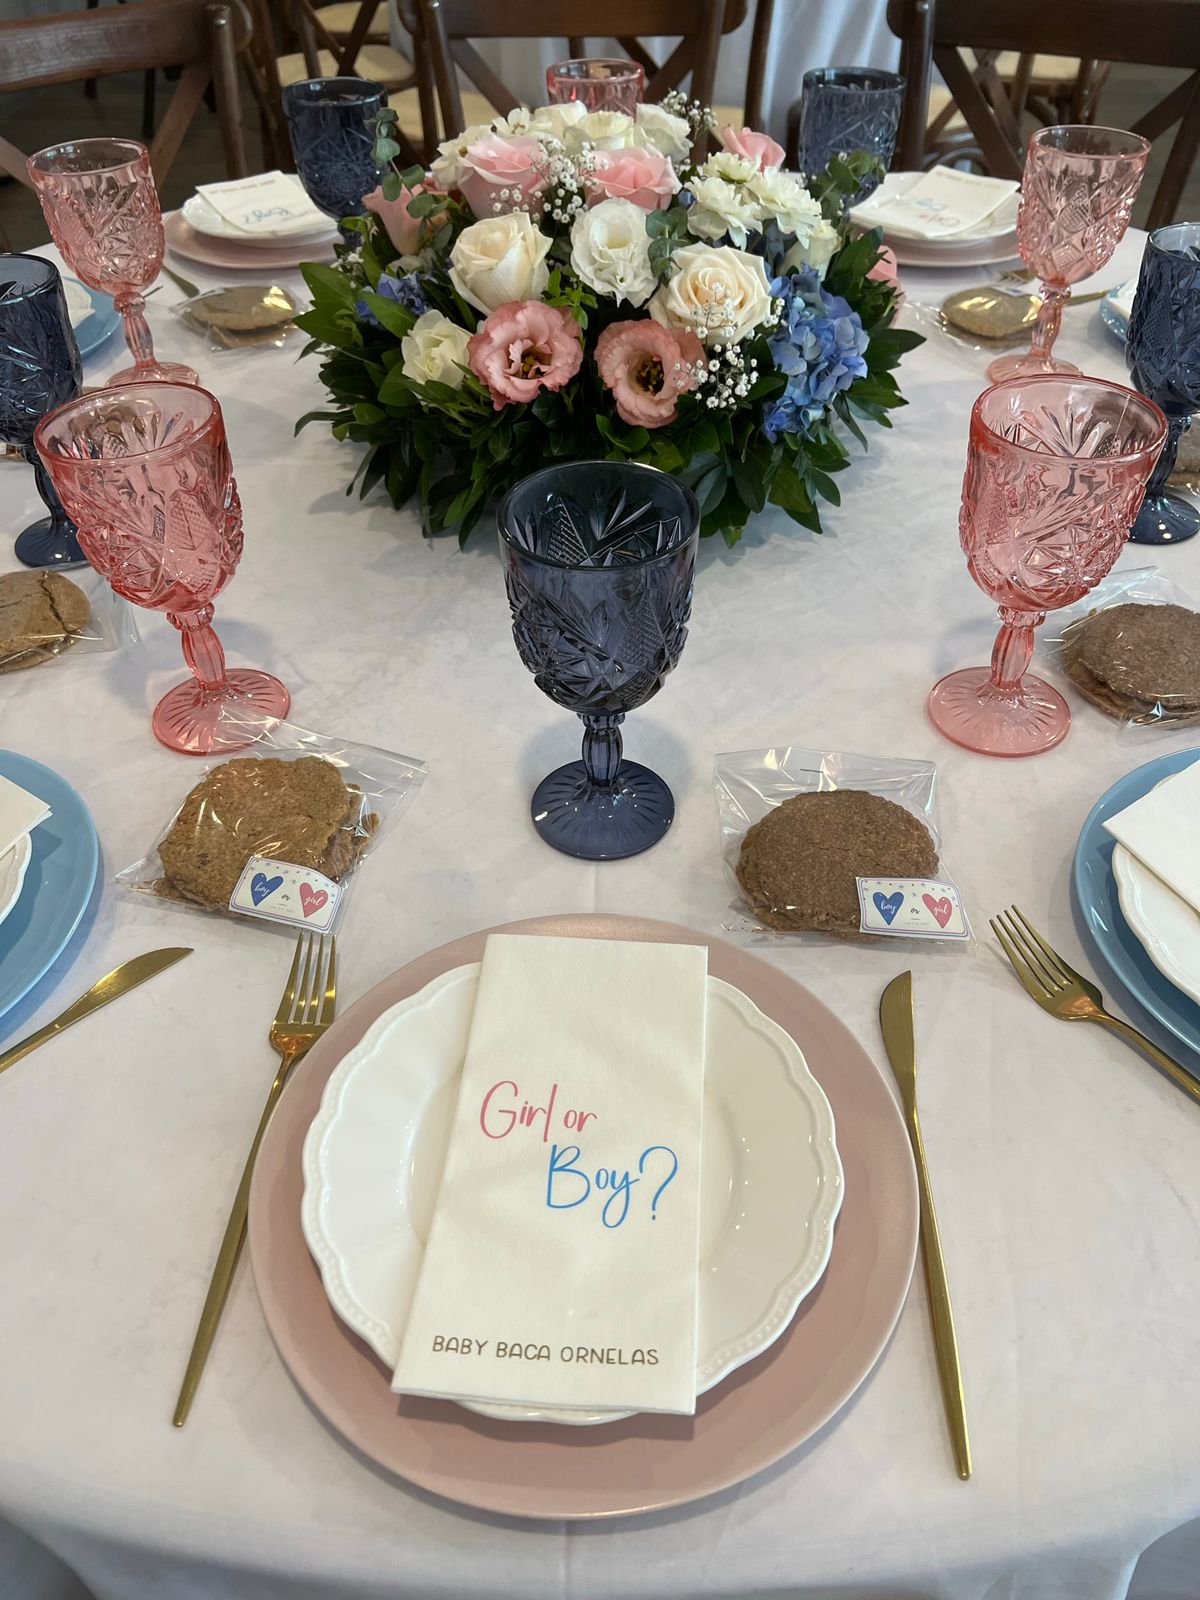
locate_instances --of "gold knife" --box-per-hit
[0,948,192,1076]
[879,970,972,1480]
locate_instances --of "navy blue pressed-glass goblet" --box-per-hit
[498,462,700,861]
[0,255,84,567]
[1126,221,1200,544]
[282,77,384,236]
[799,67,905,202]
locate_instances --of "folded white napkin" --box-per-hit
[195,171,329,236]
[61,278,93,328]
[860,166,1019,240]
[1104,764,1200,911]
[392,932,708,1416]
[1109,279,1137,321]
[0,774,50,859]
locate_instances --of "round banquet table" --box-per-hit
[2,226,1199,1600]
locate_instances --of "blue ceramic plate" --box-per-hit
[1099,283,1131,344]
[1073,747,1200,1068]
[70,280,120,360]
[0,751,98,1027]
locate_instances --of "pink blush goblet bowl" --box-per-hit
[928,375,1166,758]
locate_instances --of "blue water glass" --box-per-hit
[0,254,84,567]
[799,67,905,202]
[282,77,385,235]
[498,461,700,861]
[1127,221,1200,544]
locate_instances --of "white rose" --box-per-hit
[780,218,840,280]
[400,310,472,388]
[649,242,773,346]
[569,198,655,307]
[527,100,589,140]
[703,150,758,185]
[430,121,499,188]
[751,169,824,241]
[565,110,637,152]
[449,212,552,313]
[685,175,762,249]
[634,102,692,161]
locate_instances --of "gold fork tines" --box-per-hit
[173,932,338,1427]
[990,906,1200,1110]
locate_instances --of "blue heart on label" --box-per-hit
[873,890,904,925]
[251,871,284,906]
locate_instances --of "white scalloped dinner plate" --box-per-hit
[182,192,336,248]
[1113,843,1200,1007]
[0,834,33,929]
[301,964,844,1426]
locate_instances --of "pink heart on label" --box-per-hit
[299,883,328,919]
[922,893,953,929]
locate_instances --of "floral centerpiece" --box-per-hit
[296,94,920,547]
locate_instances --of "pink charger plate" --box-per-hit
[247,913,920,1520]
[162,210,336,272]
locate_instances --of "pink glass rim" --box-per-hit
[1027,123,1151,163]
[547,56,643,84]
[35,381,220,467]
[27,136,149,179]
[971,374,1167,463]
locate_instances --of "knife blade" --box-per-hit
[0,947,193,1076]
[879,970,972,1480]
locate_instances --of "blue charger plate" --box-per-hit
[71,280,120,361]
[1099,285,1130,344]
[1073,747,1200,1068]
[0,751,99,1028]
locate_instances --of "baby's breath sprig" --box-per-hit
[659,88,717,137]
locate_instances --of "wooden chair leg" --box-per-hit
[208,3,249,178]
[1147,75,1200,230]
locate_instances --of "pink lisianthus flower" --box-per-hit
[594,320,705,428]
[587,147,681,212]
[718,124,786,172]
[468,300,583,409]
[457,134,547,217]
[362,183,442,256]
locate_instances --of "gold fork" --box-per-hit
[173,932,337,1427]
[991,907,1200,1110]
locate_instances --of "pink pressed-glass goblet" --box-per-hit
[35,383,289,755]
[27,138,197,388]
[928,375,1166,758]
[987,126,1149,383]
[546,58,645,115]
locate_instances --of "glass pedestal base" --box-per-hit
[152,669,291,755]
[928,667,1070,757]
[531,759,675,859]
[14,516,86,568]
[985,350,1082,383]
[108,358,199,386]
[1129,491,1200,545]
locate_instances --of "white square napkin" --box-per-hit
[196,172,328,236]
[860,166,1019,240]
[1104,764,1200,911]
[392,933,708,1415]
[0,774,50,859]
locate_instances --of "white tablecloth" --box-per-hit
[2,228,1199,1600]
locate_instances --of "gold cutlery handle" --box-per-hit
[1096,1015,1200,1110]
[173,1051,300,1427]
[0,1018,70,1076]
[909,1110,972,1480]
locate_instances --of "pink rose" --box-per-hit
[468,300,583,409]
[595,320,704,428]
[868,244,904,307]
[587,147,681,212]
[363,183,443,256]
[719,124,786,172]
[457,134,547,218]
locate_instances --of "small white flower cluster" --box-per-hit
[693,338,759,410]
[687,157,823,249]
[339,245,367,286]
[659,88,715,136]
[539,138,594,227]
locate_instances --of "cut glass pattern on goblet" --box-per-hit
[798,68,904,203]
[545,59,644,115]
[282,78,384,234]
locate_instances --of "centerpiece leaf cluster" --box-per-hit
[296,94,922,547]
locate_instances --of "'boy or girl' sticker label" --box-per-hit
[229,854,341,932]
[856,877,971,940]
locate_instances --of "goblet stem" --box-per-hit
[27,450,77,538]
[1146,413,1190,497]
[14,447,84,568]
[989,608,1041,695]
[1029,286,1068,364]
[169,605,230,697]
[116,292,156,369]
[580,713,625,787]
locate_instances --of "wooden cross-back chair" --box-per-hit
[0,0,251,190]
[888,0,1200,229]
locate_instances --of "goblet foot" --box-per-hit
[14,516,86,568]
[1129,492,1200,545]
[152,669,291,755]
[928,667,1070,757]
[108,358,199,386]
[985,349,1082,383]
[531,760,674,860]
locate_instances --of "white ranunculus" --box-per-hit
[685,174,763,249]
[430,121,500,188]
[703,150,758,185]
[449,212,552,313]
[527,100,589,140]
[634,102,692,161]
[400,310,472,388]
[569,198,656,307]
[780,218,840,280]
[751,169,824,242]
[564,109,638,152]
[649,242,773,346]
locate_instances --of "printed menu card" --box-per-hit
[392,933,708,1415]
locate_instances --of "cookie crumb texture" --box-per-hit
[0,571,91,673]
[158,756,375,910]
[1065,602,1200,723]
[736,789,939,936]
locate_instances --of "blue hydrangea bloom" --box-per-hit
[355,271,429,328]
[762,267,869,442]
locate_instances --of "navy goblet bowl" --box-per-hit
[1127,221,1200,544]
[799,67,904,203]
[282,77,385,233]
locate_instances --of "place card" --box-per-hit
[861,167,1019,240]
[228,853,341,932]
[392,933,708,1415]
[0,774,50,860]
[196,171,328,235]
[857,877,971,939]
